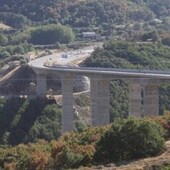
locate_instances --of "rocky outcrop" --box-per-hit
[74,76,90,92]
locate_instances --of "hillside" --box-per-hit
[0,97,62,145]
[0,0,170,169]
[0,0,170,28]
[82,140,170,170]
[1,0,170,62]
[0,116,169,170]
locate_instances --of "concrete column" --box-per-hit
[36,73,47,96]
[128,83,142,117]
[90,78,110,126]
[143,85,159,116]
[62,74,74,133]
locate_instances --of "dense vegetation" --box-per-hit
[84,41,170,119]
[0,0,170,44]
[94,119,165,163]
[0,0,170,62]
[0,0,170,27]
[29,24,75,45]
[0,24,74,65]
[160,164,170,170]
[0,12,31,28]
[0,97,61,145]
[0,117,167,170]
[85,41,170,69]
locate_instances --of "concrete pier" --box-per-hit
[128,83,142,117]
[31,64,170,133]
[143,85,159,116]
[36,73,47,96]
[90,78,110,126]
[62,74,74,133]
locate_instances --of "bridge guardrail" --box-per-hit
[43,62,170,75]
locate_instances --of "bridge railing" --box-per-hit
[43,62,170,75]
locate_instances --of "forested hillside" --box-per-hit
[1,0,170,62]
[84,41,170,69]
[0,0,170,28]
[0,97,61,145]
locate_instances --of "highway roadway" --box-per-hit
[28,46,170,81]
[29,47,94,68]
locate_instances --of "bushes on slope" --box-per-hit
[0,97,61,145]
[0,117,166,169]
[148,111,170,139]
[94,118,165,164]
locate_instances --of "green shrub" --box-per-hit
[75,94,89,107]
[75,121,86,132]
[148,112,170,138]
[0,12,30,28]
[51,141,95,169]
[162,37,170,46]
[94,118,165,164]
[0,51,10,59]
[0,98,61,145]
[30,24,75,45]
[0,34,8,45]
[160,163,170,170]
[27,103,61,142]
[61,126,108,146]
[9,31,30,45]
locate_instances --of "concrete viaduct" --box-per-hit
[30,65,170,133]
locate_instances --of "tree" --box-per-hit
[142,30,160,41]
[0,51,10,59]
[0,34,8,45]
[30,24,75,45]
[162,37,170,46]
[0,12,30,28]
[94,118,165,163]
[28,104,61,142]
